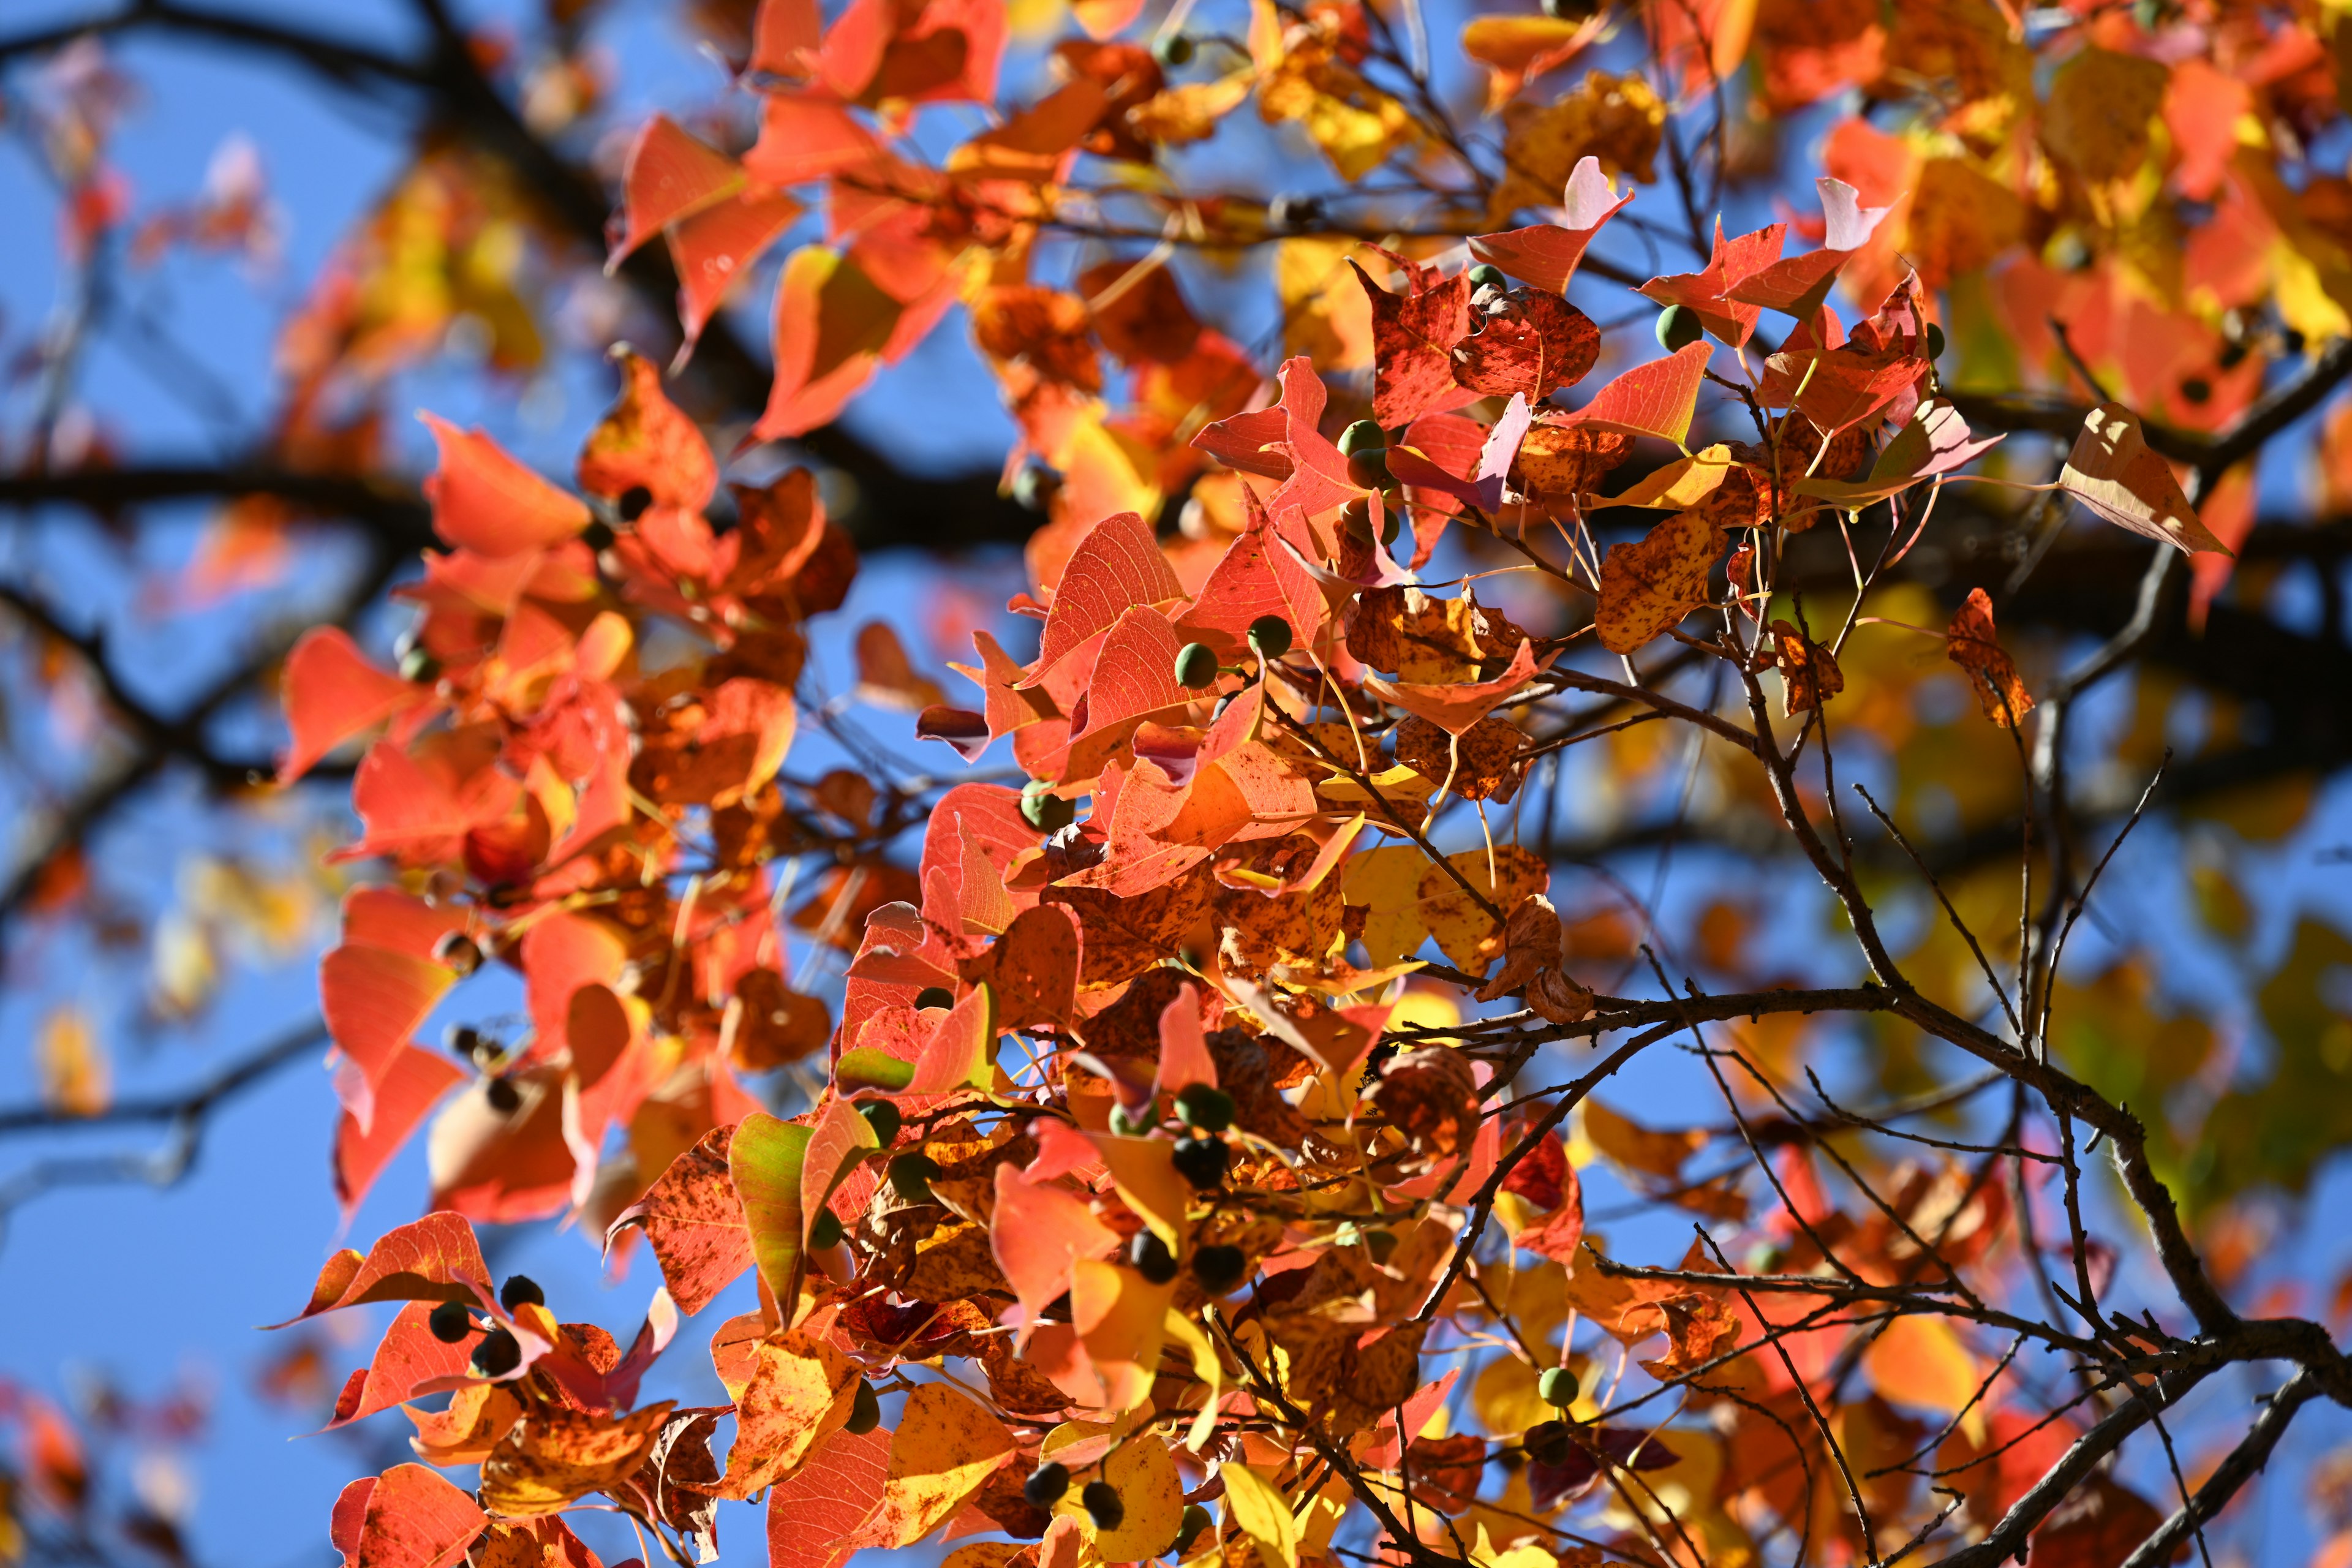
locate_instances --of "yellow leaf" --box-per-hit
[1277,238,1375,371]
[1094,1136,1190,1250]
[872,1384,1018,1547]
[2041,48,2170,183]
[1492,70,1664,222]
[1219,1463,1298,1568]
[1418,846,1548,973]
[715,1329,859,1498]
[1161,1310,1226,1452]
[1576,1098,1707,1183]
[38,1007,108,1118]
[1077,1435,1185,1559]
[1071,1258,1175,1412]
[1863,1316,1985,1432]
[1343,844,1433,969]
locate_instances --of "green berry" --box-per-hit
[1174,642,1220,691]
[1191,1243,1246,1294]
[1129,1229,1180,1284]
[1022,782,1077,832]
[858,1099,902,1146]
[1540,0,1599,17]
[889,1151,941,1204]
[471,1329,522,1378]
[1539,1366,1578,1407]
[1364,1228,1399,1264]
[428,1300,475,1344]
[1466,263,1507,292]
[1340,497,1375,543]
[1337,419,1385,457]
[1172,1083,1234,1133]
[399,644,442,684]
[1012,464,1061,512]
[1024,1461,1072,1508]
[809,1207,845,1250]
[1924,322,1947,361]
[499,1275,545,1312]
[1246,616,1292,660]
[1655,303,1703,353]
[914,987,954,1011]
[1109,1100,1153,1137]
[1152,31,1194,66]
[1175,1504,1213,1554]
[845,1379,883,1434]
[1082,1481,1125,1531]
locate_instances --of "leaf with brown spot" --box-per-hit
[1349,258,1472,427]
[1768,619,1844,715]
[1946,588,2034,728]
[1418,846,1547,972]
[478,1401,674,1517]
[609,1126,751,1316]
[1594,510,1722,655]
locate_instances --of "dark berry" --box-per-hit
[1023,1461,1072,1508]
[914,987,955,1011]
[2180,375,2211,404]
[428,1300,475,1343]
[485,1077,522,1115]
[432,931,483,976]
[1152,31,1194,66]
[499,1275,545,1312]
[1012,464,1062,512]
[1267,194,1322,232]
[888,1152,941,1204]
[1128,1229,1179,1285]
[581,519,617,551]
[617,485,654,521]
[1364,1228,1398,1264]
[858,1099,902,1146]
[845,1379,882,1435]
[1172,1136,1229,1188]
[809,1207,845,1250]
[1466,262,1507,292]
[1246,616,1292,660]
[471,1329,522,1378]
[1655,304,1703,353]
[1924,322,1947,361]
[399,644,442,684]
[1171,1083,1234,1133]
[1523,1419,1571,1466]
[1191,1244,1246,1294]
[1174,643,1220,691]
[447,1024,483,1059]
[1082,1481,1124,1531]
[1539,1366,1578,1407]
[1540,0,1599,16]
[1175,1504,1212,1553]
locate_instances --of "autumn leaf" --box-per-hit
[1594,509,1722,654]
[2059,404,2231,556]
[330,1464,484,1568]
[1946,588,2034,728]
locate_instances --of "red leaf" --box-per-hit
[1724,177,1898,320]
[279,628,426,785]
[1467,156,1635,293]
[1170,484,1329,656]
[419,415,590,557]
[1030,510,1184,685]
[333,1044,463,1219]
[320,903,459,1114]
[1351,257,1472,426]
[578,350,718,513]
[765,1427,892,1568]
[1559,342,1712,445]
[751,0,823,78]
[1637,219,1787,347]
[610,115,744,266]
[611,1125,752,1316]
[326,1301,478,1430]
[334,1466,484,1568]
[1070,605,1193,744]
[1191,357,1357,519]
[751,246,901,442]
[990,1163,1118,1317]
[276,1213,494,1325]
[668,189,806,352]
[741,91,882,188]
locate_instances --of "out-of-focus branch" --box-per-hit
[0,1016,325,1137]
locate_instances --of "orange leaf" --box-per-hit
[1945,587,2035,728]
[331,1464,484,1568]
[1030,510,1185,686]
[609,115,744,265]
[1594,510,1721,654]
[990,1162,1118,1317]
[419,415,589,557]
[577,349,717,512]
[1560,341,1712,445]
[279,627,425,784]
[1468,156,1634,294]
[611,1125,753,1316]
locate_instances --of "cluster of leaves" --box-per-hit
[277,113,2338,1568]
